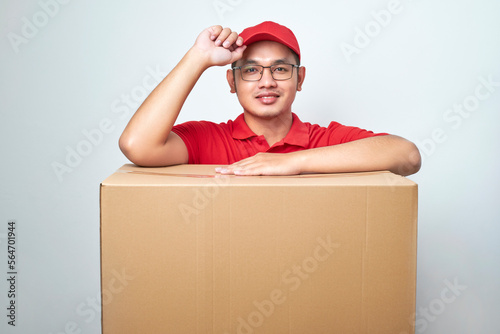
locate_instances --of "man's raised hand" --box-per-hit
[193,25,247,68]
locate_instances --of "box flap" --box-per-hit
[100,164,416,187]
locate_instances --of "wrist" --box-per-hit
[289,150,308,174]
[185,47,212,73]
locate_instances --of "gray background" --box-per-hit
[1,0,499,333]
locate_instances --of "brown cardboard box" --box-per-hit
[100,164,417,334]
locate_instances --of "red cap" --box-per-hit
[239,21,301,61]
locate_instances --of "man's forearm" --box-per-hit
[119,26,246,166]
[218,135,421,176]
[293,135,421,176]
[118,48,208,161]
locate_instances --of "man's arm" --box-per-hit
[119,26,246,166]
[215,135,421,176]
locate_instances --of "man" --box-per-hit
[119,21,421,176]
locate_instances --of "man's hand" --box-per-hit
[215,152,302,176]
[193,25,247,68]
[214,135,422,177]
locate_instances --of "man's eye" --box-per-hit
[243,66,260,73]
[273,66,288,72]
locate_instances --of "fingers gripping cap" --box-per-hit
[239,21,301,61]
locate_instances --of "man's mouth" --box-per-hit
[256,92,280,104]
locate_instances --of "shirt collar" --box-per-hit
[231,113,256,140]
[231,113,310,148]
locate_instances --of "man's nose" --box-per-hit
[259,67,277,87]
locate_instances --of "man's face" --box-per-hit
[227,41,305,120]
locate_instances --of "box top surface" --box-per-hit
[101,164,417,187]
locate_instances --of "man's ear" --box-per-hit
[227,69,237,93]
[296,66,306,92]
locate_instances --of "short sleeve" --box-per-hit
[171,121,205,164]
[325,121,388,145]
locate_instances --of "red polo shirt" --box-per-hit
[172,113,387,164]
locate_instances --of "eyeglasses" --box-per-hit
[232,63,300,81]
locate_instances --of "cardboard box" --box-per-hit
[100,164,417,334]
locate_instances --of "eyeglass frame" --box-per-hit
[232,63,300,81]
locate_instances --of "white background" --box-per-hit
[1,0,499,333]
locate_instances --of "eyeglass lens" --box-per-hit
[240,64,295,81]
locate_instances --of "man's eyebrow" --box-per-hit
[271,59,289,64]
[240,60,258,65]
[240,58,291,66]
